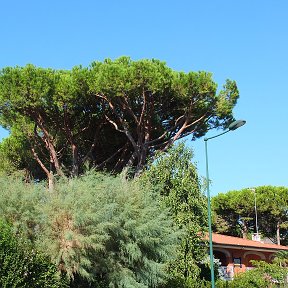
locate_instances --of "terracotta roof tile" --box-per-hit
[211,233,288,251]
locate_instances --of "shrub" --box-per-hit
[0,172,179,287]
[216,260,288,288]
[0,219,67,288]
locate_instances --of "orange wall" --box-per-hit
[215,248,275,274]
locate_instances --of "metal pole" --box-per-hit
[205,139,215,288]
[253,188,259,236]
[203,120,246,287]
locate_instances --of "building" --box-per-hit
[212,233,288,280]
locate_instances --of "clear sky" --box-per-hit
[1,0,287,195]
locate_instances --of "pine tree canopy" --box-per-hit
[0,57,239,180]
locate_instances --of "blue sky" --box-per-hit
[1,0,287,195]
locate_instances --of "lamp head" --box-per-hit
[228,120,246,131]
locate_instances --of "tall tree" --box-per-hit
[0,65,100,187]
[142,143,208,285]
[0,57,239,184]
[88,57,239,175]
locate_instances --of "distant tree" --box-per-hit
[142,143,208,285]
[0,57,239,186]
[212,186,288,244]
[212,189,255,239]
[256,186,288,245]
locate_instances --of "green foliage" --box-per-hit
[216,260,288,288]
[256,186,288,244]
[0,174,44,241]
[0,125,45,180]
[0,219,67,288]
[212,186,288,243]
[159,277,210,288]
[0,58,239,179]
[273,250,288,267]
[0,172,179,287]
[142,143,208,284]
[211,189,255,238]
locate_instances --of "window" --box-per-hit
[233,257,242,268]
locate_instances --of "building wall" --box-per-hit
[214,247,275,275]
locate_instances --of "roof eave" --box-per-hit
[213,243,288,253]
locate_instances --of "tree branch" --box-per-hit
[146,115,186,146]
[105,115,138,151]
[139,89,147,129]
[33,113,64,176]
[118,96,139,124]
[31,146,50,177]
[95,145,125,170]
[80,123,103,165]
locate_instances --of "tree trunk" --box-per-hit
[135,145,147,176]
[71,143,79,177]
[35,114,63,177]
[276,221,281,245]
[48,173,54,192]
[47,141,63,176]
[31,146,55,192]
[242,222,248,239]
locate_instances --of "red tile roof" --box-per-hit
[212,233,288,251]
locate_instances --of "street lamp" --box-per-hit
[204,120,246,288]
[250,188,260,241]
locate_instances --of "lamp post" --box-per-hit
[250,188,259,240]
[204,120,246,288]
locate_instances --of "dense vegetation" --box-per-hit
[0,172,182,287]
[0,142,217,287]
[0,219,67,287]
[143,144,208,284]
[3,58,284,287]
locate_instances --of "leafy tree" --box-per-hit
[0,57,239,185]
[0,65,96,188]
[0,172,179,287]
[212,189,255,239]
[0,219,67,288]
[142,143,208,285]
[256,186,288,245]
[212,186,288,244]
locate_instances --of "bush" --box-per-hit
[0,219,67,288]
[216,260,288,288]
[0,172,180,287]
